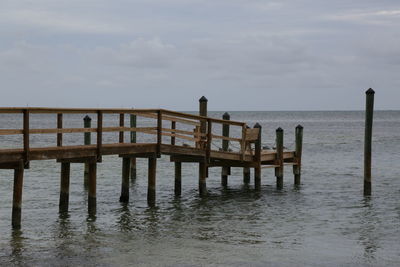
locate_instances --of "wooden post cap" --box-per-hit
[296,125,303,129]
[276,127,283,132]
[199,96,208,102]
[84,115,92,122]
[366,88,375,95]
[223,112,230,120]
[254,123,262,128]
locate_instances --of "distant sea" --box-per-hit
[1,111,399,266]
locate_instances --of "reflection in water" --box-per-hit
[358,197,379,263]
[10,229,24,265]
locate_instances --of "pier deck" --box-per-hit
[0,97,303,229]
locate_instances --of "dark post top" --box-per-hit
[199,96,208,102]
[223,112,230,120]
[296,125,303,130]
[276,127,283,132]
[366,88,375,95]
[84,115,92,122]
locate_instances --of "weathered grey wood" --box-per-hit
[221,112,230,187]
[157,110,162,157]
[59,162,70,213]
[254,123,262,190]
[96,111,103,162]
[84,115,91,188]
[148,157,157,206]
[120,157,130,203]
[199,96,208,196]
[23,109,29,168]
[12,162,24,229]
[293,125,303,185]
[88,162,96,216]
[174,161,182,196]
[364,88,375,196]
[130,114,137,180]
[275,127,284,189]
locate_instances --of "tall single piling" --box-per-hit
[199,96,208,196]
[364,88,375,196]
[275,128,284,189]
[221,112,230,187]
[120,157,130,203]
[83,115,91,188]
[293,125,303,185]
[130,114,137,180]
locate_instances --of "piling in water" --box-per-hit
[88,162,97,216]
[364,88,375,196]
[199,96,208,196]
[254,123,262,190]
[174,162,182,197]
[275,128,284,189]
[59,162,70,213]
[293,125,303,185]
[120,157,130,203]
[83,115,91,188]
[148,157,157,206]
[221,112,230,187]
[12,162,24,229]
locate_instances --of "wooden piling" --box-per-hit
[59,162,70,213]
[293,125,303,185]
[275,128,284,189]
[364,88,375,196]
[88,162,97,215]
[174,161,182,197]
[199,96,208,196]
[243,167,251,184]
[57,113,63,147]
[119,157,130,203]
[148,157,157,206]
[130,114,137,180]
[12,162,24,229]
[221,112,230,187]
[83,115,91,187]
[254,123,262,190]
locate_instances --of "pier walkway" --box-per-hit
[0,97,303,228]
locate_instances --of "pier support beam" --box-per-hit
[275,128,284,189]
[293,125,303,185]
[221,112,230,187]
[83,115,91,188]
[120,157,130,203]
[59,162,71,213]
[199,162,207,196]
[148,157,157,206]
[12,162,24,229]
[174,162,182,197]
[364,88,375,196]
[88,162,97,216]
[254,123,262,190]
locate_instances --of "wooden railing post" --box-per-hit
[23,109,30,168]
[293,125,303,185]
[130,113,137,180]
[119,113,124,143]
[97,111,103,162]
[221,112,230,187]
[254,123,262,190]
[206,119,212,164]
[57,113,63,147]
[83,115,92,187]
[171,121,176,145]
[199,96,208,196]
[275,127,284,189]
[364,88,375,196]
[157,110,162,157]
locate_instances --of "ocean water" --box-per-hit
[0,111,399,266]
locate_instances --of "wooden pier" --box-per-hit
[0,97,303,229]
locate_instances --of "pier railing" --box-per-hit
[0,108,252,164]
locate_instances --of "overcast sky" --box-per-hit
[1,0,399,110]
